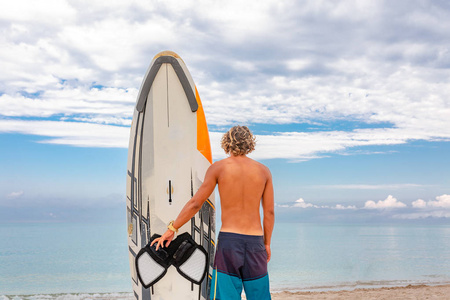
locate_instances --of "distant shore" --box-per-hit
[2,284,450,299]
[271,284,450,300]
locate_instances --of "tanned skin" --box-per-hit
[152,154,275,262]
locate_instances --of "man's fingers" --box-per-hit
[151,230,174,251]
[156,239,164,251]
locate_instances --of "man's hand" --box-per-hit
[265,244,271,263]
[150,229,175,251]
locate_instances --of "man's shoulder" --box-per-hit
[247,157,270,171]
[251,159,271,179]
[210,159,226,167]
[208,159,227,173]
[242,157,272,179]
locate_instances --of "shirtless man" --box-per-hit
[152,125,274,300]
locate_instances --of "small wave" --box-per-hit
[0,293,134,300]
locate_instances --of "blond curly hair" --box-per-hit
[221,125,256,156]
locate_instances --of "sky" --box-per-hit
[0,0,449,224]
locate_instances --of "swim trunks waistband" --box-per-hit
[218,231,264,241]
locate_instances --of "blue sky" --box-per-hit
[1,0,449,223]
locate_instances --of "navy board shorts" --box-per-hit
[210,232,271,300]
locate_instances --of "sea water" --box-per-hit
[269,223,450,291]
[1,222,450,298]
[0,222,130,296]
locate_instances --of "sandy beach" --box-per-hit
[270,284,450,300]
[2,285,450,299]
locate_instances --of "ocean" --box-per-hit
[1,221,450,298]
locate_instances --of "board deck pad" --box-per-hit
[127,51,215,300]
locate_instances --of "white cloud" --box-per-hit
[277,198,357,210]
[0,117,446,162]
[412,199,427,208]
[0,87,136,120]
[412,194,450,209]
[211,128,448,161]
[0,0,76,24]
[292,198,318,208]
[0,120,129,148]
[333,204,357,210]
[429,194,450,208]
[6,191,24,199]
[364,195,407,209]
[1,0,450,160]
[275,203,290,208]
[277,194,449,218]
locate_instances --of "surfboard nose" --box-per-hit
[153,50,183,61]
[136,52,197,112]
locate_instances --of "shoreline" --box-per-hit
[271,284,450,300]
[2,284,450,299]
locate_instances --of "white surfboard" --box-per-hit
[127,51,216,300]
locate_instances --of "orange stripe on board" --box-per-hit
[195,87,212,163]
[152,50,182,60]
[206,199,215,210]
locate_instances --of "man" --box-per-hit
[152,125,274,300]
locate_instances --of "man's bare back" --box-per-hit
[215,155,273,236]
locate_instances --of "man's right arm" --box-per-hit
[262,167,274,262]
